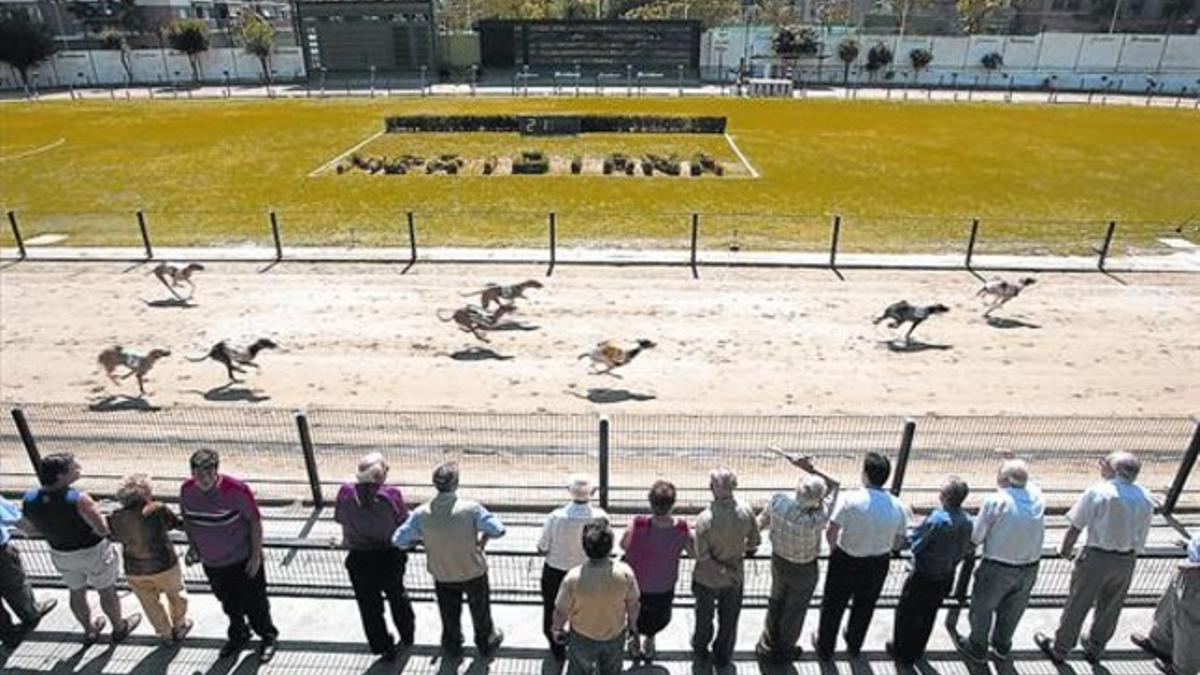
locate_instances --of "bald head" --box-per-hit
[1102,451,1140,482]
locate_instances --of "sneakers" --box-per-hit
[627,633,643,660]
[642,635,656,661]
[1034,632,1065,665]
[952,633,986,665]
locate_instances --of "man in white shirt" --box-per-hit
[1035,451,1155,665]
[538,475,608,661]
[1131,536,1200,675]
[955,457,1045,663]
[812,452,908,661]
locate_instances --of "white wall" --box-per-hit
[0,46,305,89]
[700,30,1200,92]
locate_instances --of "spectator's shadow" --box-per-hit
[569,388,657,404]
[882,339,953,353]
[754,655,799,675]
[88,394,161,412]
[985,316,1041,330]
[447,347,514,361]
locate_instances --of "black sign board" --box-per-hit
[517,115,582,136]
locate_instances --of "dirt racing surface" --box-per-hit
[0,262,1197,416]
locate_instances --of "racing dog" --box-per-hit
[579,339,656,377]
[462,280,544,310]
[437,305,517,343]
[872,301,949,343]
[97,346,171,395]
[152,262,205,300]
[187,338,278,382]
[977,277,1037,316]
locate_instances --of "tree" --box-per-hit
[772,26,820,59]
[100,29,135,84]
[865,42,893,81]
[167,18,210,84]
[0,13,57,92]
[909,47,932,82]
[837,38,859,84]
[894,0,934,38]
[955,0,1005,33]
[621,0,738,28]
[235,10,275,84]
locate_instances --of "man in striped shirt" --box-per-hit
[180,449,278,663]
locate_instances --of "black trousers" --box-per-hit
[892,573,954,663]
[204,559,279,643]
[0,545,39,644]
[637,591,675,637]
[816,548,891,657]
[435,574,496,654]
[346,548,416,654]
[541,564,568,650]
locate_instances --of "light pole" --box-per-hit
[1108,0,1123,33]
[420,64,427,96]
[626,63,632,97]
[369,64,376,97]
[223,69,230,97]
[677,63,684,96]
[471,63,478,96]
[319,66,327,97]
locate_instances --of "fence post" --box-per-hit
[1164,416,1200,514]
[406,211,417,265]
[7,211,27,260]
[1098,220,1117,271]
[598,416,610,510]
[11,407,41,473]
[136,209,153,259]
[547,212,556,277]
[690,213,699,280]
[270,210,283,261]
[829,214,841,269]
[891,417,917,497]
[965,218,980,269]
[294,410,324,508]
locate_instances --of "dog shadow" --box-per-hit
[88,395,161,412]
[569,388,657,404]
[193,384,271,403]
[448,347,514,361]
[488,321,540,332]
[142,297,195,309]
[985,316,1041,330]
[883,339,954,353]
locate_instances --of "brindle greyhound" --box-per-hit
[437,305,517,343]
[461,280,544,310]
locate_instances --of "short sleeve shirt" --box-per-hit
[180,474,261,568]
[1067,479,1154,553]
[554,559,640,641]
[830,487,909,557]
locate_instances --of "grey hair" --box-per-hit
[709,467,738,493]
[1108,451,1140,481]
[796,475,827,509]
[998,460,1029,488]
[356,452,387,484]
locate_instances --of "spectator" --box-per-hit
[1035,451,1155,665]
[888,477,972,666]
[335,453,415,661]
[392,461,505,659]
[1131,536,1200,675]
[755,453,839,663]
[538,474,608,661]
[813,452,908,661]
[620,480,693,663]
[692,467,760,667]
[552,520,640,675]
[108,474,192,644]
[956,457,1045,663]
[0,497,57,650]
[180,449,278,663]
[21,453,140,645]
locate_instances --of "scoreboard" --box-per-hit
[517,115,582,136]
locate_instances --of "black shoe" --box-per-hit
[219,638,250,659]
[1132,634,1171,661]
[258,639,277,664]
[810,633,832,662]
[381,644,398,662]
[481,630,503,657]
[1034,632,1065,665]
[842,630,861,658]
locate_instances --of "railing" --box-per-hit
[7,535,1185,609]
[3,209,1191,274]
[4,404,1198,514]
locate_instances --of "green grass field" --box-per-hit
[1,96,1197,253]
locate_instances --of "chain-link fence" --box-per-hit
[4,403,1196,513]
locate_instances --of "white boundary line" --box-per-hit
[307,130,385,177]
[0,138,66,163]
[723,133,759,179]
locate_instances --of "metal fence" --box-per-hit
[4,403,1197,513]
[3,208,1189,274]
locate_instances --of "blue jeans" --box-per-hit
[966,559,1039,656]
[567,631,625,675]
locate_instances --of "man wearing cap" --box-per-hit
[538,474,608,661]
[335,453,415,661]
[180,449,278,663]
[1036,451,1155,665]
[392,462,506,659]
[1,496,57,650]
[1130,536,1200,675]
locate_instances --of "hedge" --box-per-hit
[384,115,727,134]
